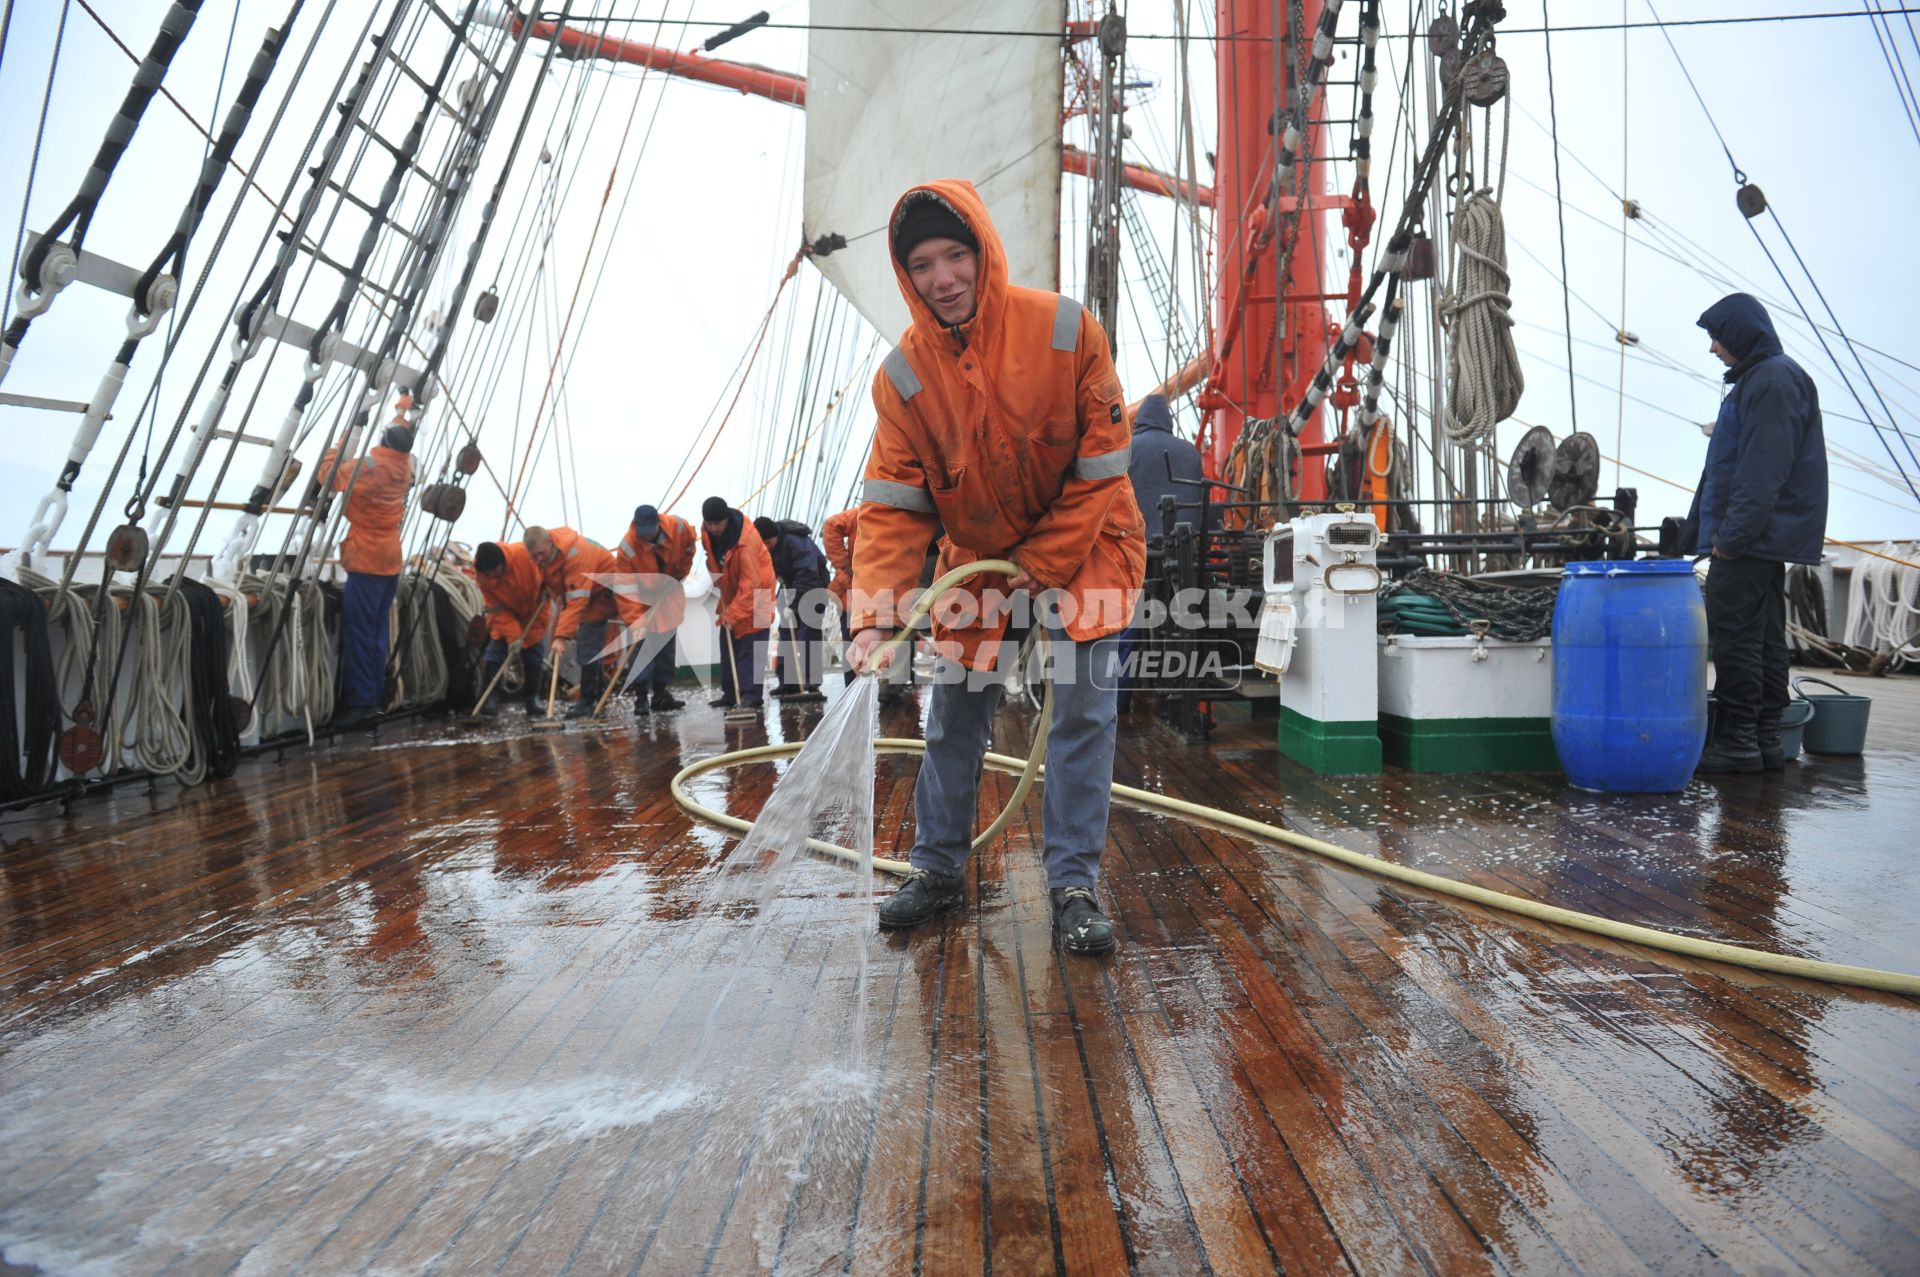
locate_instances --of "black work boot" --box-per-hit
[1756,707,1786,771]
[1697,718,1764,774]
[1051,887,1117,955]
[651,687,685,711]
[878,868,965,930]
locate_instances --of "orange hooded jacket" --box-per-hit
[534,526,626,641]
[477,541,553,645]
[700,510,777,634]
[849,179,1145,669]
[821,507,859,609]
[322,443,413,576]
[613,513,697,634]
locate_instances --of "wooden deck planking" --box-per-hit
[0,693,1916,1273]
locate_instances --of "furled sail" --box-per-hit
[804,0,1063,340]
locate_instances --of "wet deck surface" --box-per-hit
[2,681,1918,1274]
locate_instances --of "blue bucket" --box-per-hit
[1794,675,1871,755]
[1552,560,1709,792]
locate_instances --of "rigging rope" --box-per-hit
[1437,189,1522,441]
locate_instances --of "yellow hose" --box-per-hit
[669,561,1920,998]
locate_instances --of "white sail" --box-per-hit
[804,0,1063,340]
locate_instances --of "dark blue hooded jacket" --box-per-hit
[755,518,830,596]
[1682,293,1827,564]
[1127,393,1213,542]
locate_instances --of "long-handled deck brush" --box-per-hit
[468,637,521,721]
[532,650,567,731]
[722,628,758,723]
[781,611,826,705]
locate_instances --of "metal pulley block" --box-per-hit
[473,287,499,323]
[1736,182,1767,219]
[1427,12,1459,55]
[58,701,105,776]
[1459,49,1509,106]
[1097,12,1126,58]
[105,522,149,571]
[456,441,482,475]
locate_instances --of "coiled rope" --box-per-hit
[1843,543,1920,671]
[1438,190,1523,441]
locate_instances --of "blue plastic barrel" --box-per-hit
[1551,560,1708,792]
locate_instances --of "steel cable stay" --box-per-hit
[11,1,307,577]
[346,17,560,711]
[1,1,205,389]
[2,0,72,340]
[245,3,518,719]
[29,0,262,762]
[380,21,567,573]
[1499,228,1920,451]
[1500,101,1920,395]
[381,1,700,706]
[54,0,397,765]
[213,0,492,591]
[79,0,470,758]
[498,0,692,527]
[1643,0,1920,508]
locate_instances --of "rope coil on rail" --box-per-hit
[672,559,1920,999]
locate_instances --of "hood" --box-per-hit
[1132,393,1173,433]
[887,179,1008,346]
[1698,292,1782,381]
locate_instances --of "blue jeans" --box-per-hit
[341,572,399,710]
[910,630,1117,891]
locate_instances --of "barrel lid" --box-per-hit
[1563,558,1696,576]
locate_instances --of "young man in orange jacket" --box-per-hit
[700,496,777,710]
[323,423,414,726]
[845,180,1145,955]
[473,540,552,713]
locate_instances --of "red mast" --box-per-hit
[1202,0,1361,503]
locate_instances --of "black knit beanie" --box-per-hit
[892,194,978,266]
[475,542,505,573]
[701,496,730,524]
[382,424,416,453]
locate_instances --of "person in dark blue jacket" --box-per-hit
[755,516,832,694]
[1682,292,1828,773]
[1115,394,1213,710]
[1127,393,1214,543]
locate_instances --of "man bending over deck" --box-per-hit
[845,180,1145,955]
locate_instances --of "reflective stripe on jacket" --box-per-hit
[613,513,697,634]
[850,179,1145,669]
[323,444,412,577]
[537,526,621,640]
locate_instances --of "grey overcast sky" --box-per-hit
[2,0,1916,573]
